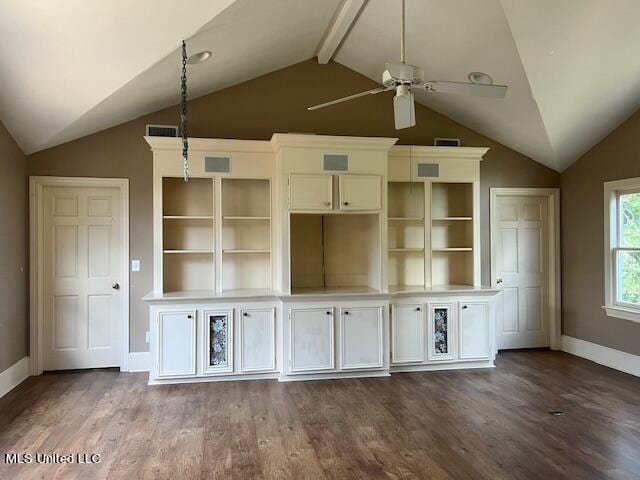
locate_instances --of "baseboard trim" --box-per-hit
[561,335,640,377]
[127,352,150,372]
[0,356,30,398]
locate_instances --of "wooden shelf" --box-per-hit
[432,217,472,221]
[163,250,214,254]
[432,247,473,252]
[388,248,424,253]
[223,249,270,254]
[389,217,424,221]
[223,216,270,220]
[163,215,214,220]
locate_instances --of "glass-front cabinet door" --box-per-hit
[201,310,233,374]
[427,303,456,361]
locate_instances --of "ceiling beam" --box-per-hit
[317,0,367,64]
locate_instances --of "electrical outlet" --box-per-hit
[145,331,151,344]
[131,259,141,272]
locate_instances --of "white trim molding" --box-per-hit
[603,176,640,323]
[128,352,151,372]
[490,188,562,350]
[561,335,640,377]
[29,176,130,375]
[0,357,30,398]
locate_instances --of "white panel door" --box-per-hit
[427,303,456,361]
[289,174,333,210]
[239,308,275,372]
[391,304,424,364]
[340,306,384,369]
[458,303,491,359]
[290,307,335,372]
[495,196,549,349]
[339,175,381,210]
[201,310,233,375]
[43,186,122,370]
[157,311,196,377]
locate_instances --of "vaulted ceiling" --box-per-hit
[2,0,640,171]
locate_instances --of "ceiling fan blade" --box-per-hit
[393,86,415,129]
[423,81,508,98]
[307,86,392,111]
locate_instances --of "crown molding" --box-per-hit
[144,136,273,154]
[270,133,398,152]
[390,145,490,160]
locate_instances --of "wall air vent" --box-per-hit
[204,156,231,173]
[323,154,349,172]
[434,137,461,147]
[146,124,179,137]
[417,163,440,178]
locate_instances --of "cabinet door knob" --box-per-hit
[243,312,249,317]
[187,314,193,319]
[326,311,332,315]
[343,202,350,206]
[416,307,422,311]
[462,305,468,309]
[344,311,350,315]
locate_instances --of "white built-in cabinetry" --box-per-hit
[144,134,498,385]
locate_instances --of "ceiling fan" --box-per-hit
[308,0,508,129]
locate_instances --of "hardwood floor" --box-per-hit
[0,350,639,479]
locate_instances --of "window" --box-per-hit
[604,177,640,322]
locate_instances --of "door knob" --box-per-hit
[496,278,503,284]
[112,282,120,290]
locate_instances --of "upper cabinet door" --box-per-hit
[339,175,381,210]
[289,174,333,210]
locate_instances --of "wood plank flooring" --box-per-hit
[0,350,639,479]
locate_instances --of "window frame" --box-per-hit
[603,177,640,323]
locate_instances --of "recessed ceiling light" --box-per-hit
[468,72,493,85]
[187,51,212,65]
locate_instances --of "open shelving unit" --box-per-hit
[162,177,215,292]
[388,182,426,289]
[221,178,272,292]
[431,183,474,286]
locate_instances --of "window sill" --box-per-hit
[602,305,640,324]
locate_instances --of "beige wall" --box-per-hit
[0,121,28,372]
[562,109,640,356]
[28,59,559,352]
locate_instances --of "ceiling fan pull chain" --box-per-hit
[400,0,405,63]
[181,40,190,182]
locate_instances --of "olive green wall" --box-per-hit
[0,121,28,372]
[28,59,559,352]
[561,109,640,356]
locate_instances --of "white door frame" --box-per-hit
[29,176,130,374]
[490,188,561,350]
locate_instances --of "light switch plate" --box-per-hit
[145,331,151,344]
[131,259,141,272]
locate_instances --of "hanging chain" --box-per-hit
[181,40,189,182]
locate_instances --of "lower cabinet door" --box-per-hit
[157,311,197,377]
[427,303,456,361]
[391,304,424,364]
[458,302,491,359]
[201,310,233,375]
[290,307,335,372]
[239,308,276,372]
[341,306,384,370]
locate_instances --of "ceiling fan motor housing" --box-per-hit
[383,63,425,87]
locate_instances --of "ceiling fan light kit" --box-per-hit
[308,0,508,130]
